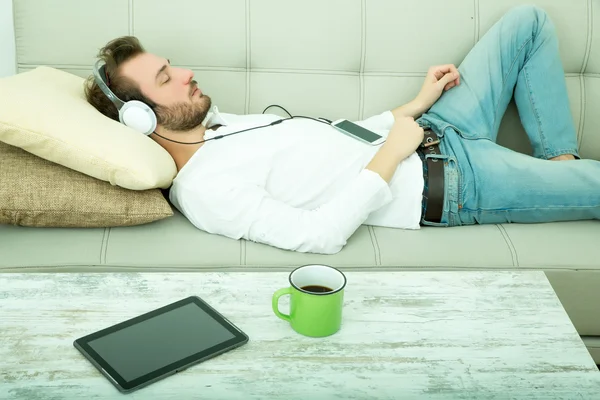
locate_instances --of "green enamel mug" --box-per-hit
[272,264,347,337]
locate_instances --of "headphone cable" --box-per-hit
[152,118,289,145]
[153,104,332,145]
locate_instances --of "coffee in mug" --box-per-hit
[300,285,333,293]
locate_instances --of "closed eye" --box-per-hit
[156,59,172,85]
[163,60,172,84]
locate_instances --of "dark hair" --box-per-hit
[84,36,157,121]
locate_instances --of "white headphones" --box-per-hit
[93,59,157,136]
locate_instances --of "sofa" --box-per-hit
[1,0,599,362]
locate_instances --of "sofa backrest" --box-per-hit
[12,0,600,159]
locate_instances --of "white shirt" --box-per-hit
[169,106,424,255]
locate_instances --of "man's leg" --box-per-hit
[456,139,600,225]
[425,5,579,160]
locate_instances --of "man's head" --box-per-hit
[85,36,211,133]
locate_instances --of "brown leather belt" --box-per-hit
[419,128,445,223]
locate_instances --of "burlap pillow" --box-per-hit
[0,141,173,228]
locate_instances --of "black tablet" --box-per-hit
[73,296,249,393]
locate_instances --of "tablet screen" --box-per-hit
[87,302,235,381]
[74,296,248,392]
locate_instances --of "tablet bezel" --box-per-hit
[73,295,249,393]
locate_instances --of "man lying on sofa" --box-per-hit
[85,5,599,255]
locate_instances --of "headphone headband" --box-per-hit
[93,60,125,110]
[92,59,157,136]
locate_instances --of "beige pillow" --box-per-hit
[0,66,177,190]
[0,140,173,228]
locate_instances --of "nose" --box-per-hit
[176,67,194,85]
[184,69,194,84]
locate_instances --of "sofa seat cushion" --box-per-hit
[3,209,597,271]
[373,225,517,268]
[2,210,599,270]
[0,224,107,269]
[500,221,599,269]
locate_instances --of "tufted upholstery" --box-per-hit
[11,0,600,159]
[2,0,600,361]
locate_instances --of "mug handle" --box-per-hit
[272,287,292,322]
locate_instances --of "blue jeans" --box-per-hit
[417,5,600,227]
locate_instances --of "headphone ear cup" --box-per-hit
[119,100,157,136]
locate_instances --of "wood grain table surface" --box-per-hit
[1,271,599,399]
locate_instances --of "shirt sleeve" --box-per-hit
[174,169,393,255]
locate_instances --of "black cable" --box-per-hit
[152,118,291,145]
[288,115,332,126]
[153,105,333,146]
[262,104,292,118]
[262,104,332,124]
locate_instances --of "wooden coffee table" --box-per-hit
[1,271,599,399]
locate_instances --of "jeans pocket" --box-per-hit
[450,124,481,140]
[440,154,463,227]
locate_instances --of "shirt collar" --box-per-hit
[202,105,229,128]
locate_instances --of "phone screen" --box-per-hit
[334,120,382,143]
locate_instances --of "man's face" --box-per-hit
[120,52,211,131]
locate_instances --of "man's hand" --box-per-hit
[391,64,460,120]
[415,64,461,112]
[383,117,425,161]
[365,117,424,183]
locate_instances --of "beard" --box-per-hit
[154,94,212,131]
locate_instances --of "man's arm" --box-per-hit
[246,168,392,254]
[175,168,392,255]
[391,99,428,121]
